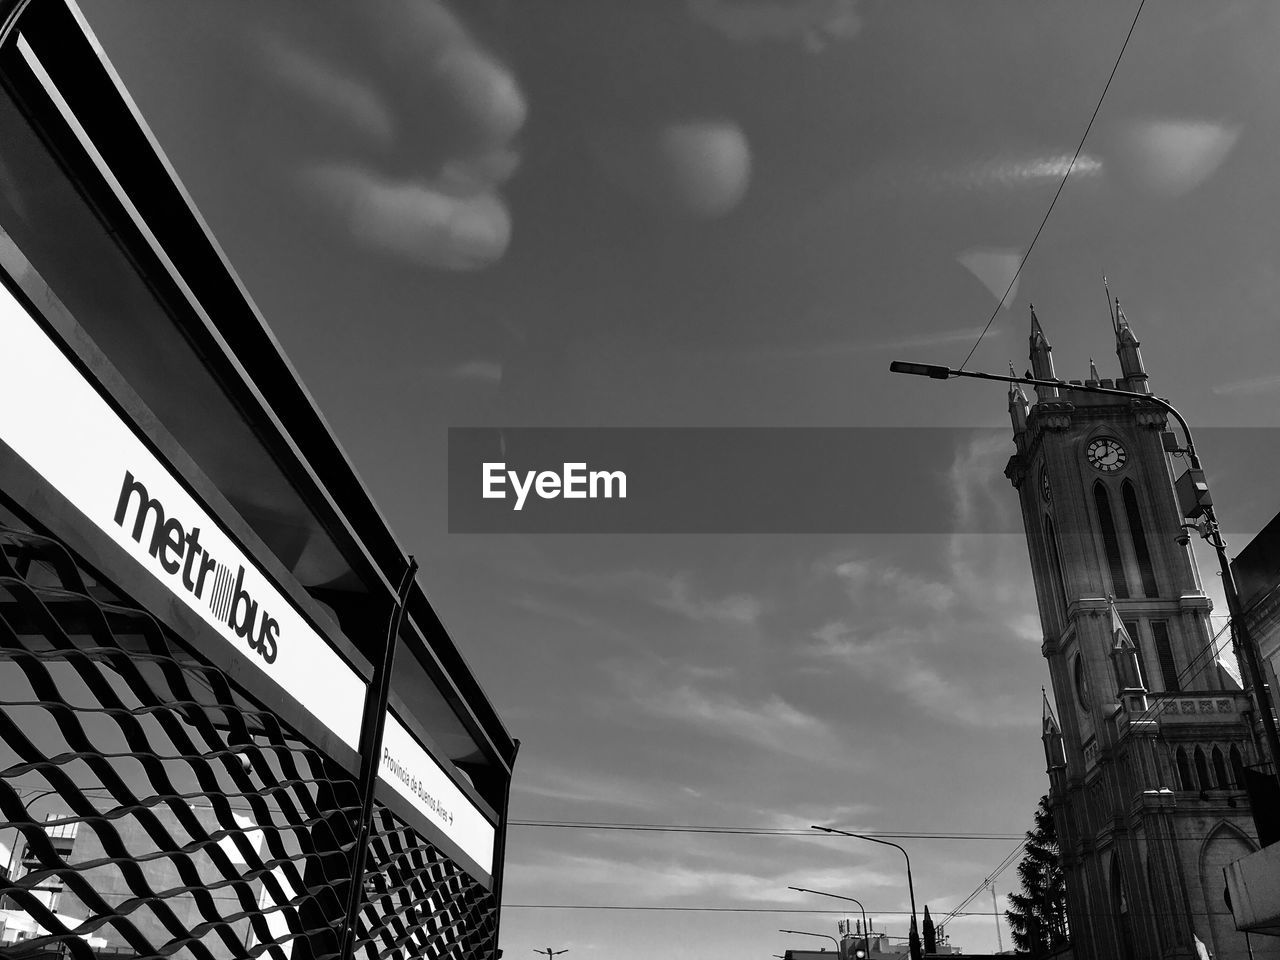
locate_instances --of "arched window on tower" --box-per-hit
[1194,747,1212,791]
[1094,483,1129,599]
[1122,481,1158,598]
[1175,747,1194,791]
[1122,619,1147,689]
[1151,621,1180,692]
[1044,516,1068,612]
[1110,852,1134,960]
[1230,745,1246,787]
[1212,746,1229,789]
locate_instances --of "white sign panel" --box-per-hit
[0,281,494,873]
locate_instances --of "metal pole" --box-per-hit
[811,827,920,960]
[779,929,840,955]
[788,886,867,950]
[890,362,1280,794]
[990,884,1002,953]
[337,556,419,959]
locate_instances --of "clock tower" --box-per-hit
[1006,304,1276,960]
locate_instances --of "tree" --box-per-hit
[1005,795,1069,956]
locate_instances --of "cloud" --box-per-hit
[947,431,1021,538]
[683,326,1001,366]
[512,767,664,811]
[246,4,525,270]
[1212,372,1280,396]
[450,359,503,383]
[831,558,955,611]
[620,668,841,760]
[656,575,764,625]
[811,619,1030,727]
[688,0,862,52]
[957,248,1022,307]
[300,163,513,270]
[526,565,764,628]
[508,848,900,905]
[254,32,394,148]
[1112,118,1241,197]
[590,120,753,220]
[804,436,1043,728]
[943,154,1102,191]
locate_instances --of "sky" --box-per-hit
[66,1,1280,955]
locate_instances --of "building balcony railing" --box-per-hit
[1146,690,1251,724]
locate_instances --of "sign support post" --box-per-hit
[338,556,419,958]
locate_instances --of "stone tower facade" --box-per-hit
[1006,304,1276,960]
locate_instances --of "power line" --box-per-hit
[508,821,1022,840]
[958,0,1148,371]
[938,839,1028,928]
[505,904,1227,919]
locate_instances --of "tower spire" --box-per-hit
[1113,298,1151,394]
[1028,304,1058,399]
[1089,357,1101,383]
[1008,362,1029,434]
[1041,688,1066,772]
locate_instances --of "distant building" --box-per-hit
[782,919,960,960]
[1005,304,1277,959]
[1,814,109,950]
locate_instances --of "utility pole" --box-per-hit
[990,884,1003,953]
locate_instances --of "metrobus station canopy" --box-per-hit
[0,1,516,957]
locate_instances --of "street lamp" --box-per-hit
[778,929,840,955]
[788,886,868,942]
[810,826,920,960]
[888,359,1280,792]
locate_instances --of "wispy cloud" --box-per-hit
[831,558,955,611]
[958,248,1022,307]
[942,154,1102,191]
[527,566,764,628]
[802,437,1042,728]
[508,849,900,904]
[450,359,503,383]
[512,767,663,811]
[1112,118,1241,197]
[1212,373,1280,396]
[616,665,842,760]
[688,0,861,52]
[655,575,763,625]
[708,326,1002,364]
[811,620,1029,728]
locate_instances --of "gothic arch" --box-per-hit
[1194,747,1212,791]
[1121,479,1159,597]
[1229,745,1246,787]
[1109,848,1135,960]
[1044,514,1068,615]
[1212,746,1229,789]
[1094,482,1130,599]
[1175,747,1193,791]
[1145,851,1173,953]
[1198,821,1258,960]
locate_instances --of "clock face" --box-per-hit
[1086,436,1127,472]
[1040,470,1051,502]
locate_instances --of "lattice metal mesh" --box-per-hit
[0,522,496,959]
